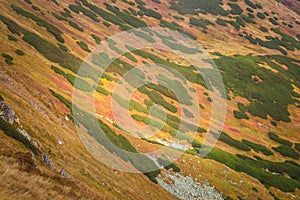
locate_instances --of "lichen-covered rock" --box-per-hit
[17,127,32,141]
[0,100,15,124]
[41,153,54,169]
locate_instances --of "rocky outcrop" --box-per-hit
[0,100,15,124]
[17,127,32,141]
[0,97,64,176]
[157,173,223,200]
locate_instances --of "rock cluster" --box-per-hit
[0,100,15,124]
[157,173,223,200]
[42,153,54,169]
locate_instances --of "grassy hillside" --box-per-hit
[0,0,299,199]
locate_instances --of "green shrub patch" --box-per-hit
[170,0,228,16]
[272,145,300,159]
[137,4,162,20]
[2,53,14,65]
[49,89,72,110]
[259,26,268,32]
[11,4,64,43]
[76,41,91,52]
[214,54,300,122]
[257,12,265,19]
[60,8,73,18]
[228,3,243,15]
[213,131,251,151]
[8,34,18,41]
[159,20,196,40]
[189,17,214,29]
[242,139,273,156]
[233,110,249,120]
[203,147,300,192]
[216,18,228,26]
[244,0,259,9]
[80,0,131,30]
[69,4,100,22]
[69,21,84,32]
[269,17,279,25]
[91,34,101,44]
[58,43,68,52]
[268,132,292,146]
[51,12,67,21]
[15,49,25,56]
[0,16,98,79]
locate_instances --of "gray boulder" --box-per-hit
[60,168,70,178]
[0,100,15,124]
[41,153,54,169]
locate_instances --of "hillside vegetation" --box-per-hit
[0,0,299,199]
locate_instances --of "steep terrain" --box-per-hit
[0,0,300,199]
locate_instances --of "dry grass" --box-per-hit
[0,156,103,200]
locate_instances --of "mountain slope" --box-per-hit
[0,0,300,199]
